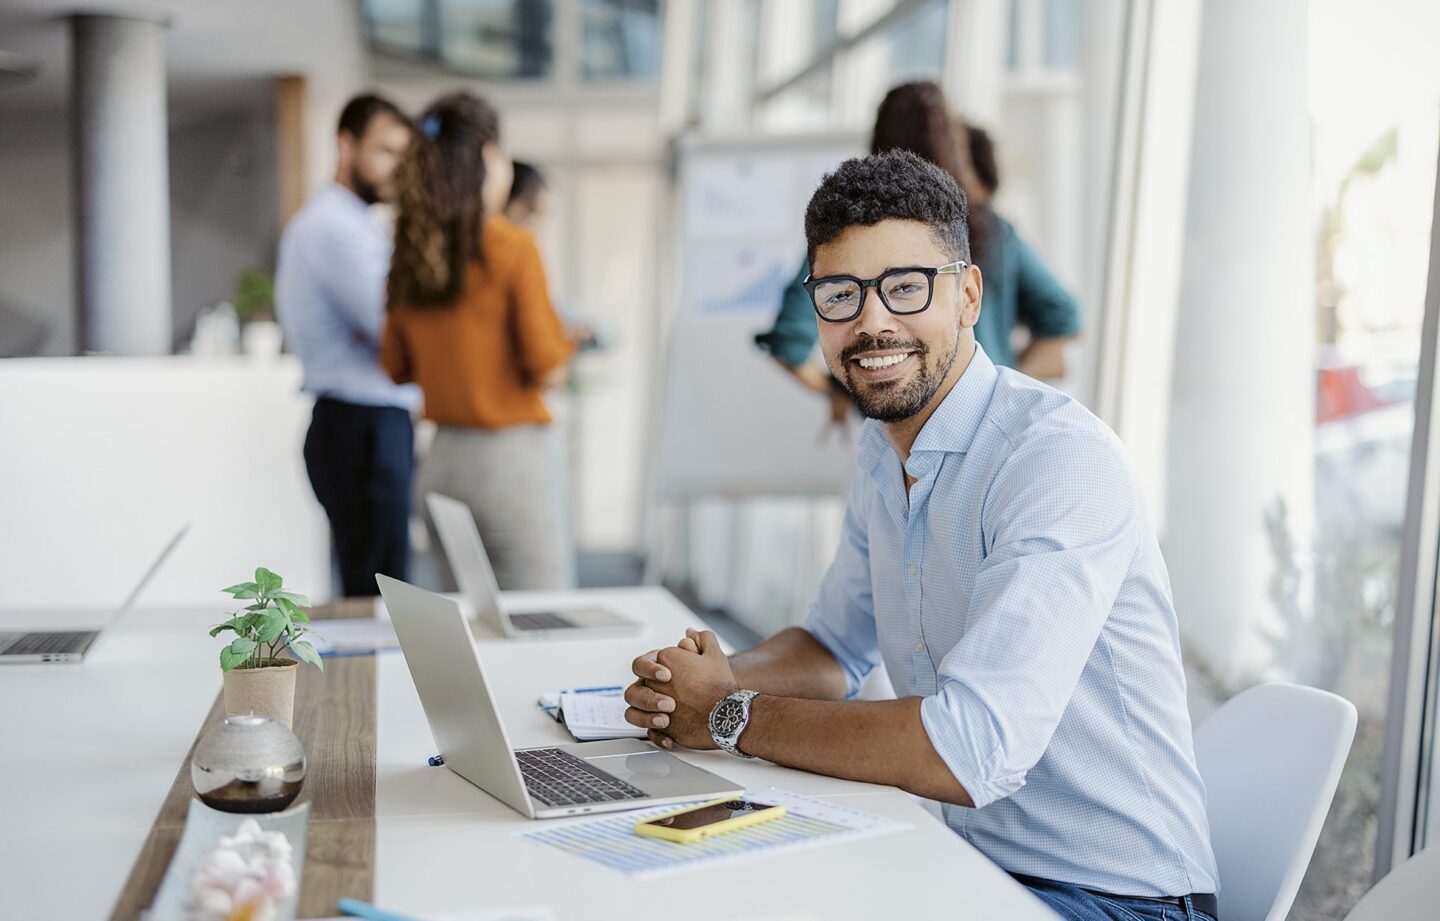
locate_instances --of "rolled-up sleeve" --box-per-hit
[803,471,884,697]
[920,430,1139,808]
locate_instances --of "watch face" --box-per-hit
[713,699,745,736]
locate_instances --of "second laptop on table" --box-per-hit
[425,491,641,639]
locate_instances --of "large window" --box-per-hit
[1168,2,1440,917]
[580,0,662,81]
[363,0,555,79]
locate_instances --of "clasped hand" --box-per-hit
[623,628,738,751]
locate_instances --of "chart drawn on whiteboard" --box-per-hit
[658,134,864,500]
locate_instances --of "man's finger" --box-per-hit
[647,729,675,750]
[656,645,696,671]
[623,682,675,713]
[625,706,672,730]
[677,636,699,653]
[695,629,722,655]
[631,649,672,683]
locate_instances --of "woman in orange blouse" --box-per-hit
[382,91,576,589]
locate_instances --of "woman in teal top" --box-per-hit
[757,101,1079,383]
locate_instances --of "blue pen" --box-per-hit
[337,897,424,921]
[567,684,624,694]
[319,648,382,659]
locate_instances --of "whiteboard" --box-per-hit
[656,134,864,499]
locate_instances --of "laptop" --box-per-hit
[425,491,641,638]
[0,523,190,664]
[376,574,742,819]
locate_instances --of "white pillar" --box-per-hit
[70,14,171,355]
[1165,0,1315,682]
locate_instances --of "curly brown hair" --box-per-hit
[388,92,501,309]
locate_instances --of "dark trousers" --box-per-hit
[303,397,414,597]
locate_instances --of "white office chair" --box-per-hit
[1343,844,1440,921]
[1193,682,1357,921]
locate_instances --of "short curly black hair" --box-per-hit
[804,150,970,266]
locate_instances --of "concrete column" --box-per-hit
[70,14,171,355]
[1165,0,1315,683]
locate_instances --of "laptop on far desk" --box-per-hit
[425,491,641,639]
[0,523,191,665]
[376,574,741,819]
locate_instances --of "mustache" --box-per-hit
[839,335,927,365]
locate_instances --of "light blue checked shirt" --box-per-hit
[805,343,1218,897]
[276,184,419,410]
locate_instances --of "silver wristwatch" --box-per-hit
[709,689,761,758]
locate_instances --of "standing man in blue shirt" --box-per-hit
[276,94,419,597]
[624,151,1219,920]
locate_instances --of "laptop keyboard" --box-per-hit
[509,611,575,631]
[515,747,647,808]
[2,632,93,656]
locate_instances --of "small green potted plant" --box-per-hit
[211,568,322,728]
[232,268,282,358]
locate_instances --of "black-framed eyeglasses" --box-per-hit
[803,261,969,323]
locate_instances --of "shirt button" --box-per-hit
[915,642,925,652]
[908,565,918,576]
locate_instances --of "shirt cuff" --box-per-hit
[800,617,872,699]
[920,688,1028,810]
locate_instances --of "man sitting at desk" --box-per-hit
[624,151,1219,921]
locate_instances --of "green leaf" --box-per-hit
[274,590,310,607]
[255,568,283,593]
[222,582,259,600]
[289,639,323,671]
[208,615,248,638]
[220,637,257,671]
[256,610,288,644]
[291,606,311,623]
[273,596,299,618]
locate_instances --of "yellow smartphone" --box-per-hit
[633,798,786,844]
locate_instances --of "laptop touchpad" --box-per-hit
[586,751,708,790]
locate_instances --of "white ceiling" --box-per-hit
[0,0,368,117]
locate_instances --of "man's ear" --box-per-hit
[336,131,358,169]
[959,264,984,329]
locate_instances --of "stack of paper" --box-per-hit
[308,618,399,657]
[519,789,908,878]
[557,690,646,741]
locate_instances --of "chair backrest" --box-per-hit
[1193,683,1357,921]
[1344,844,1440,921]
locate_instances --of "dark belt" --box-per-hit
[1010,873,1219,919]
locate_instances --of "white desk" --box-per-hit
[0,589,1057,920]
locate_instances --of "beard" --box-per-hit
[835,330,961,423]
[352,174,383,206]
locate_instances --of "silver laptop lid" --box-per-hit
[119,522,192,612]
[424,492,508,634]
[374,574,533,816]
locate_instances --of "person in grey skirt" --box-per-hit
[381,91,577,590]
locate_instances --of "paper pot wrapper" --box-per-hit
[222,659,298,728]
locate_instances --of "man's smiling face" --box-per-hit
[814,218,981,423]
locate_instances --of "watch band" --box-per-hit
[709,689,761,758]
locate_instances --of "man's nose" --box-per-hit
[850,285,898,338]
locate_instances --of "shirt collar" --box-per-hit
[327,181,372,215]
[911,341,997,456]
[856,341,998,476]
